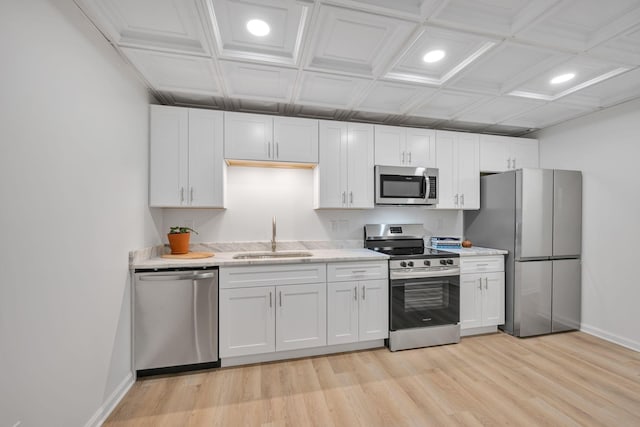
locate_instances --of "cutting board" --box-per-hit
[161,252,215,259]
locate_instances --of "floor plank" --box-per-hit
[105,332,640,426]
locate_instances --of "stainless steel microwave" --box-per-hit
[375,165,438,206]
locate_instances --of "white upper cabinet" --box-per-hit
[480,135,539,172]
[314,121,374,209]
[149,105,224,208]
[435,131,480,210]
[224,112,318,163]
[374,125,435,167]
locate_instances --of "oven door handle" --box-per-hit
[390,268,459,280]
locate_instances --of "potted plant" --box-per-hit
[167,226,198,255]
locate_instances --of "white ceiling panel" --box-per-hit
[122,48,220,94]
[296,71,372,108]
[430,0,559,36]
[503,103,596,128]
[78,0,213,55]
[208,0,310,65]
[305,5,416,77]
[561,68,640,108]
[385,26,497,85]
[457,96,544,124]
[76,0,640,136]
[448,41,568,94]
[589,25,640,66]
[509,55,630,101]
[516,0,640,51]
[410,90,489,119]
[356,81,437,114]
[218,60,297,102]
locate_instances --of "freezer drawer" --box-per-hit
[514,260,552,337]
[552,259,581,332]
[134,269,218,371]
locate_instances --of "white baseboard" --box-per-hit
[580,324,640,352]
[84,372,135,427]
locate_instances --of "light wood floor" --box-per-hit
[105,332,640,426]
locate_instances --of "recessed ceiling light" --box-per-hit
[423,49,446,63]
[246,19,270,37]
[550,73,575,84]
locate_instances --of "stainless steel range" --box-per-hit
[365,224,460,351]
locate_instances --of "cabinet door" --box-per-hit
[188,109,224,207]
[219,287,275,358]
[435,131,457,209]
[149,105,189,207]
[374,125,404,166]
[276,283,327,351]
[405,128,436,167]
[460,273,483,330]
[511,139,538,169]
[347,123,374,208]
[273,116,318,163]
[359,279,389,341]
[327,281,359,345]
[479,135,510,173]
[482,272,505,326]
[315,120,348,208]
[456,133,480,210]
[224,112,273,161]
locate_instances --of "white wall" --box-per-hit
[0,1,158,426]
[162,166,463,244]
[537,98,640,351]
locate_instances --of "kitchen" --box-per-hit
[1,1,639,426]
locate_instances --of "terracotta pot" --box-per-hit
[167,232,191,254]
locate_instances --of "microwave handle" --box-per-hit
[423,174,429,198]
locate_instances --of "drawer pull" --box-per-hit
[351,270,367,273]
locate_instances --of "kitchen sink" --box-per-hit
[232,251,313,259]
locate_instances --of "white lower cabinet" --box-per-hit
[327,262,389,345]
[275,283,326,351]
[460,256,505,336]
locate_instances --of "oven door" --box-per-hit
[390,273,459,330]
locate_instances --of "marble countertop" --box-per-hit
[433,246,508,256]
[133,248,389,270]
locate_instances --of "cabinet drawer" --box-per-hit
[220,263,326,289]
[327,261,388,282]
[460,256,504,274]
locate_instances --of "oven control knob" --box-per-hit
[423,260,430,266]
[400,261,407,267]
[446,259,454,265]
[440,259,447,265]
[407,261,414,267]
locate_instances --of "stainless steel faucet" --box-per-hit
[271,216,277,252]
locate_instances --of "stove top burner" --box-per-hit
[364,224,459,260]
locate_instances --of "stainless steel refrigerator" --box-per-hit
[464,168,582,337]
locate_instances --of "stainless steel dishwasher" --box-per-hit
[134,266,219,375]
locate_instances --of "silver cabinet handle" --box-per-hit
[352,270,367,273]
[460,194,464,206]
[402,151,405,164]
[349,192,353,204]
[408,152,412,164]
[268,142,271,158]
[485,277,489,290]
[478,278,482,290]
[269,291,272,308]
[276,142,279,159]
[279,291,282,307]
[190,187,194,203]
[455,194,459,206]
[362,285,366,300]
[512,158,516,169]
[180,187,185,203]
[507,158,511,170]
[342,191,346,205]
[354,286,358,301]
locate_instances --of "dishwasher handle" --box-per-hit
[138,272,215,281]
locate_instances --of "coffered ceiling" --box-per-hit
[76,0,640,136]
